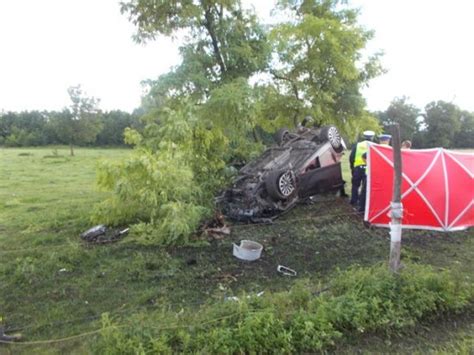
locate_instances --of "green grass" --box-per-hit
[0,146,472,353]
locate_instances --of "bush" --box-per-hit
[93,101,262,246]
[93,147,207,246]
[93,263,474,353]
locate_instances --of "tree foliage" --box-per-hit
[375,97,420,141]
[422,101,462,148]
[267,0,383,135]
[96,110,143,146]
[123,0,270,103]
[52,86,103,156]
[454,110,474,148]
[0,111,54,146]
[96,0,385,245]
[375,98,473,149]
[94,103,231,244]
[0,109,140,148]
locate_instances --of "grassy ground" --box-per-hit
[0,146,472,354]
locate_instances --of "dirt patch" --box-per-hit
[163,195,473,306]
[167,197,389,302]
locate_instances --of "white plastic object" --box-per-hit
[277,265,297,276]
[233,240,263,261]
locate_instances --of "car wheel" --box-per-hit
[265,170,298,200]
[320,125,344,152]
[274,128,291,146]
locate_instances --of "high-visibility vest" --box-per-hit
[354,140,369,167]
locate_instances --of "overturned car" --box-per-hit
[217,125,346,222]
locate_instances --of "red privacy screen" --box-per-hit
[365,144,474,232]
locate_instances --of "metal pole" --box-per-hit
[389,124,403,272]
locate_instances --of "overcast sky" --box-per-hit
[0,0,472,113]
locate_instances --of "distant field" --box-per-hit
[0,147,129,249]
[0,146,472,353]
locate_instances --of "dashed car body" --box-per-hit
[217,125,346,222]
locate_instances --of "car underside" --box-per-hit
[216,125,346,222]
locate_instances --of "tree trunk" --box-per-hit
[70,143,75,156]
[203,8,227,75]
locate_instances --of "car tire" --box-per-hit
[274,128,291,146]
[320,125,344,152]
[265,170,298,200]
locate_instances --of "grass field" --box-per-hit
[0,146,473,353]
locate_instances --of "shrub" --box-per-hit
[93,263,474,353]
[93,146,207,246]
[93,101,262,246]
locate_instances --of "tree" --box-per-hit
[453,110,474,148]
[0,111,49,146]
[423,101,461,148]
[97,0,383,245]
[123,0,270,102]
[124,0,382,142]
[124,0,270,155]
[266,0,383,136]
[376,97,420,141]
[53,86,103,156]
[96,110,140,146]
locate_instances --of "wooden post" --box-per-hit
[389,124,403,272]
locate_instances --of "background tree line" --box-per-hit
[375,97,474,149]
[0,108,142,148]
[3,96,472,150]
[0,85,143,151]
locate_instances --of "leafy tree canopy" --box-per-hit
[97,0,384,245]
[52,86,103,156]
[454,111,474,148]
[266,0,383,135]
[423,100,462,148]
[122,0,270,102]
[376,97,420,141]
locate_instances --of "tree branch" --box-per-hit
[270,70,302,127]
[270,70,301,102]
[203,7,227,75]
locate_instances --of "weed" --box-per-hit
[92,263,474,353]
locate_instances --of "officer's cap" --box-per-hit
[363,130,375,139]
[379,134,392,141]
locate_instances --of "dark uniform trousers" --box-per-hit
[350,165,367,211]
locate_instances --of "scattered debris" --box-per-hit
[225,291,265,302]
[225,296,240,302]
[201,211,231,239]
[277,265,297,276]
[206,225,231,237]
[80,225,129,244]
[0,325,21,342]
[215,272,238,283]
[81,225,107,240]
[233,240,263,261]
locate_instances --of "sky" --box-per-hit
[0,0,473,113]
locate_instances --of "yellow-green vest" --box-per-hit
[354,140,369,167]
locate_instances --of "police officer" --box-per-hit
[401,140,412,149]
[349,130,375,211]
[378,134,392,145]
